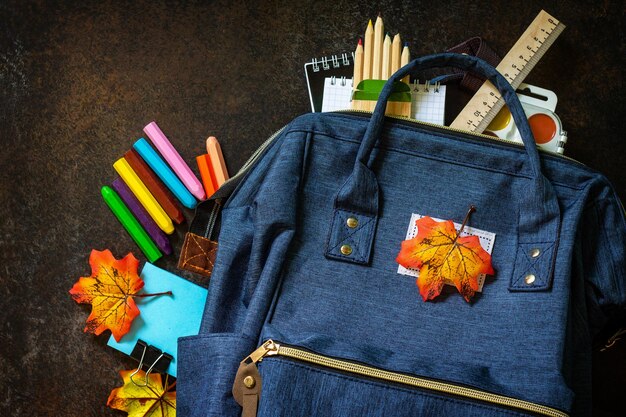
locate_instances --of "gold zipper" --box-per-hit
[239,340,568,417]
[225,108,581,194]
[223,126,287,187]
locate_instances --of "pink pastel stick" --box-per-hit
[143,121,206,201]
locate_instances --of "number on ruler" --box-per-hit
[449,10,564,132]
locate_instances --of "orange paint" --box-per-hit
[528,113,556,144]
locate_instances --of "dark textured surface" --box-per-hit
[0,1,624,416]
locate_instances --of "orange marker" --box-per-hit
[196,154,217,198]
[206,136,229,187]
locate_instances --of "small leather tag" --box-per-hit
[232,361,262,417]
[177,232,218,278]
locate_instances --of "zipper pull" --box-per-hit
[243,339,280,364]
[600,327,626,352]
[232,340,279,417]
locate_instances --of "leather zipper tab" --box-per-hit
[232,340,279,417]
[232,360,262,417]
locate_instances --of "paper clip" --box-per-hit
[129,339,173,387]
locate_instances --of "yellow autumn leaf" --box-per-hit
[107,369,176,417]
[396,215,494,302]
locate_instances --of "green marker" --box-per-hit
[101,186,162,262]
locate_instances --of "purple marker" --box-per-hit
[112,178,173,255]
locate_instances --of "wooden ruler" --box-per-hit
[450,10,565,133]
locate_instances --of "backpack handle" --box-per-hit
[359,53,540,176]
[326,53,561,293]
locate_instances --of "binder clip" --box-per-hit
[129,339,173,387]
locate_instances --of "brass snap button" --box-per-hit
[346,217,359,228]
[524,274,536,285]
[530,248,541,258]
[340,244,352,255]
[243,375,256,388]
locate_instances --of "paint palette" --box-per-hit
[484,83,568,154]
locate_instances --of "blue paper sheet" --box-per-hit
[107,262,207,377]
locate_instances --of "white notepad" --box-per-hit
[321,77,447,125]
[321,77,354,112]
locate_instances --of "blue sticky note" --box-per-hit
[107,263,208,377]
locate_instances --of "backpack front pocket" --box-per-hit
[233,340,569,417]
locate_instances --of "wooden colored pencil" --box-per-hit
[401,42,410,84]
[372,14,384,79]
[363,20,374,80]
[352,38,364,110]
[382,33,392,79]
[391,34,402,75]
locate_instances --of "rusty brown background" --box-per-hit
[1,1,624,416]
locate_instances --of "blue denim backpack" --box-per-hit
[177,53,626,417]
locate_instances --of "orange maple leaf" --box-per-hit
[396,214,494,302]
[107,369,176,417]
[69,249,171,341]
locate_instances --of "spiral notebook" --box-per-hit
[304,53,355,112]
[322,78,447,125]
